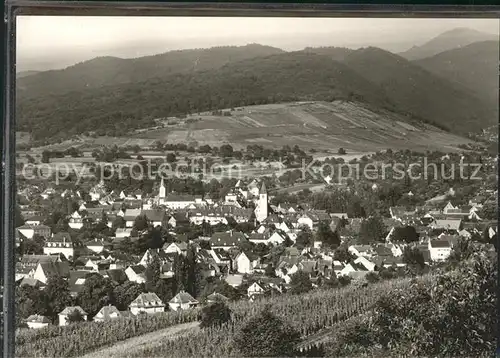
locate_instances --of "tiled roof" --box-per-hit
[210,231,247,247]
[170,291,198,304]
[59,306,87,315]
[131,292,164,307]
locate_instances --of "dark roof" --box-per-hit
[210,231,247,247]
[39,261,70,278]
[170,290,198,304]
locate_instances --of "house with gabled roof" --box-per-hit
[125,265,147,284]
[43,232,74,259]
[431,219,462,232]
[210,231,247,250]
[234,251,258,274]
[206,292,229,304]
[163,242,188,256]
[428,238,452,261]
[142,209,168,227]
[26,314,51,329]
[129,292,165,315]
[169,291,199,311]
[124,209,142,228]
[58,306,88,326]
[93,305,123,322]
[33,261,71,284]
[17,224,51,240]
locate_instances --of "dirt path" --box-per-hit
[79,321,200,358]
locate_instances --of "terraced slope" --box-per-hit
[132,101,472,152]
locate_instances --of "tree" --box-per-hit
[112,216,126,230]
[166,153,177,163]
[145,252,161,292]
[402,246,426,272]
[295,226,313,250]
[233,305,301,357]
[200,301,232,328]
[45,274,73,319]
[334,246,355,264]
[77,273,115,318]
[133,214,149,231]
[316,221,341,248]
[220,144,234,158]
[391,226,419,243]
[359,216,386,244]
[67,309,85,324]
[338,148,347,155]
[289,271,313,295]
[113,281,144,311]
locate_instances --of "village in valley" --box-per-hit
[13,17,499,358]
[14,136,498,333]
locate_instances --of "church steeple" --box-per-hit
[159,177,166,199]
[260,181,267,195]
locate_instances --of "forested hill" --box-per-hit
[17,46,497,141]
[414,40,500,106]
[16,44,285,98]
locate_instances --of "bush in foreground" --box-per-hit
[233,305,301,357]
[200,301,232,329]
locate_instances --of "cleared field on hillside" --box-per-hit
[29,101,473,154]
[133,100,472,153]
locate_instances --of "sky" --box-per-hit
[16,16,499,72]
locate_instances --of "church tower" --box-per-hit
[159,177,166,199]
[255,181,268,222]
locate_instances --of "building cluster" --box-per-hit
[15,177,497,329]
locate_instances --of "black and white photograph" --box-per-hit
[13,14,498,358]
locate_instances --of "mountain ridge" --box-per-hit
[399,27,498,60]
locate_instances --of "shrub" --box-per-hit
[200,301,232,329]
[233,305,301,357]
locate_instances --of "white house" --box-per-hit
[43,232,74,259]
[354,256,376,272]
[85,238,105,253]
[115,228,132,239]
[297,215,314,231]
[125,265,147,283]
[247,282,266,298]
[163,242,188,256]
[428,239,452,261]
[68,211,84,230]
[25,315,51,329]
[93,305,122,322]
[164,194,196,210]
[58,306,88,326]
[129,292,165,315]
[168,291,199,311]
[234,252,255,274]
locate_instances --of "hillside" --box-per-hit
[16,44,285,98]
[16,46,496,143]
[16,52,393,141]
[16,70,39,79]
[399,27,498,60]
[414,41,499,105]
[341,46,496,133]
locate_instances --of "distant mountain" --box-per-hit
[399,27,498,60]
[414,40,499,105]
[16,44,285,98]
[302,46,354,62]
[341,46,496,133]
